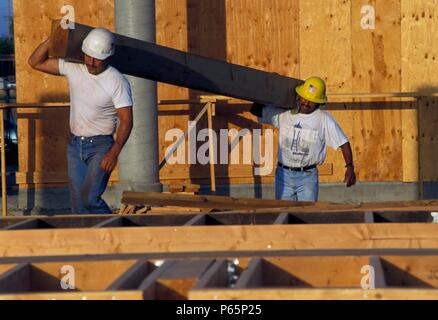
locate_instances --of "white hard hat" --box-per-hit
[81,28,115,60]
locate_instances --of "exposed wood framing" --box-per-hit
[1,224,438,258]
[0,255,438,300]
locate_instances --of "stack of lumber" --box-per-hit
[1,193,438,299]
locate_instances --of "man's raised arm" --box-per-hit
[28,37,60,75]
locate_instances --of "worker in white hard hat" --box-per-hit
[250,76,356,201]
[28,28,133,214]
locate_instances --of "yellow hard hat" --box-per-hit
[295,76,328,104]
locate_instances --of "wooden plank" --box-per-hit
[206,102,216,192]
[122,191,318,210]
[369,256,387,288]
[188,288,438,300]
[193,259,229,289]
[106,260,150,290]
[0,291,144,300]
[221,200,438,214]
[50,20,302,109]
[0,263,30,293]
[234,258,263,288]
[1,224,438,258]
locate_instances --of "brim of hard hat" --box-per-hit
[295,85,328,104]
[81,44,113,61]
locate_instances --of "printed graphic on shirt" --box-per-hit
[280,122,319,166]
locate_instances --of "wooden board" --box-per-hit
[1,224,438,257]
[121,191,320,210]
[188,288,438,300]
[0,291,144,300]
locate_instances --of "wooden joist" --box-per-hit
[188,288,438,300]
[1,224,438,258]
[0,211,436,232]
[0,255,438,300]
[49,20,302,109]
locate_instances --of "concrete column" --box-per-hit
[114,0,162,194]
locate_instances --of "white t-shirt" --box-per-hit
[261,106,348,168]
[59,59,133,137]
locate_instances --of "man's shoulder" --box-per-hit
[60,60,86,75]
[106,66,128,81]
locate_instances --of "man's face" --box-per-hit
[298,96,318,114]
[84,54,109,75]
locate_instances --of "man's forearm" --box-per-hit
[340,142,353,166]
[28,38,51,68]
[111,120,133,155]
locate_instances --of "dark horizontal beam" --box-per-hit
[0,211,434,230]
[3,249,438,265]
[50,20,302,109]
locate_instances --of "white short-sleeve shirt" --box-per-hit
[260,106,348,168]
[59,59,133,137]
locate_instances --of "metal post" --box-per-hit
[0,107,7,216]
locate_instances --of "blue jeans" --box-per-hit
[67,134,114,214]
[275,166,319,201]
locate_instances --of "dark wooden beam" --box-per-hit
[369,256,387,288]
[193,259,229,289]
[234,258,263,288]
[106,260,150,290]
[3,219,49,230]
[0,263,30,293]
[50,20,302,109]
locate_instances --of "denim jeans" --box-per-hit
[275,166,319,201]
[67,134,114,214]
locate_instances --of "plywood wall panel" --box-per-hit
[351,0,402,182]
[401,1,438,182]
[13,0,438,192]
[299,0,352,183]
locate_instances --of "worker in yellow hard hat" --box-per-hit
[250,76,356,201]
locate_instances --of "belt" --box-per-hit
[278,162,317,172]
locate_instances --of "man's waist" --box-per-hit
[69,133,114,141]
[277,162,317,172]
